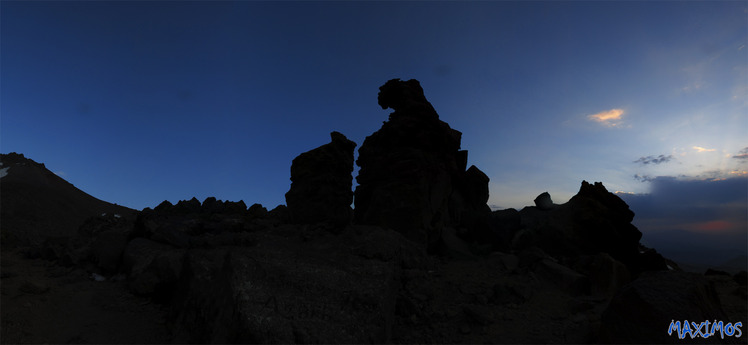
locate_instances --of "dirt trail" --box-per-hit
[1,248,170,344]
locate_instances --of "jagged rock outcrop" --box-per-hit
[354,79,491,253]
[285,131,357,228]
[515,181,651,275]
[136,197,255,242]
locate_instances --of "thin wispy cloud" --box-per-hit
[692,146,716,153]
[587,108,625,128]
[633,154,674,165]
[681,80,703,93]
[733,147,748,160]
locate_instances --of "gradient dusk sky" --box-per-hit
[2,2,746,264]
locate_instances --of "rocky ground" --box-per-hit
[2,231,745,344]
[1,248,170,344]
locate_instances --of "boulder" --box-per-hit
[285,131,357,228]
[90,222,134,273]
[533,192,555,210]
[573,253,631,298]
[534,258,590,296]
[122,237,185,298]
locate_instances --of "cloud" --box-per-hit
[692,146,716,152]
[633,154,674,165]
[633,174,654,182]
[733,147,748,160]
[618,175,748,266]
[587,108,625,127]
[681,80,703,93]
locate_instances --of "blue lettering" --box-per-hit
[700,321,710,338]
[682,320,693,339]
[692,321,707,338]
[725,323,735,337]
[669,320,744,339]
[668,320,681,337]
[712,320,724,339]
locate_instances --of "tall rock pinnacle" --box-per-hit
[354,79,491,253]
[286,131,357,227]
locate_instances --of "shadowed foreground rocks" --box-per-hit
[1,79,745,344]
[599,270,741,344]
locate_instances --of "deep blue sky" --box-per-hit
[2,2,746,263]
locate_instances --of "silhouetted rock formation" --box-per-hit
[533,191,555,210]
[354,78,491,254]
[515,181,652,275]
[285,131,356,228]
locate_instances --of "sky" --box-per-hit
[2,2,746,264]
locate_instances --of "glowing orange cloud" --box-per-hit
[587,109,625,127]
[692,146,716,152]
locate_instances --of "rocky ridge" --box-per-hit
[1,79,745,344]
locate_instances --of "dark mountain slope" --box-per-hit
[0,152,135,248]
